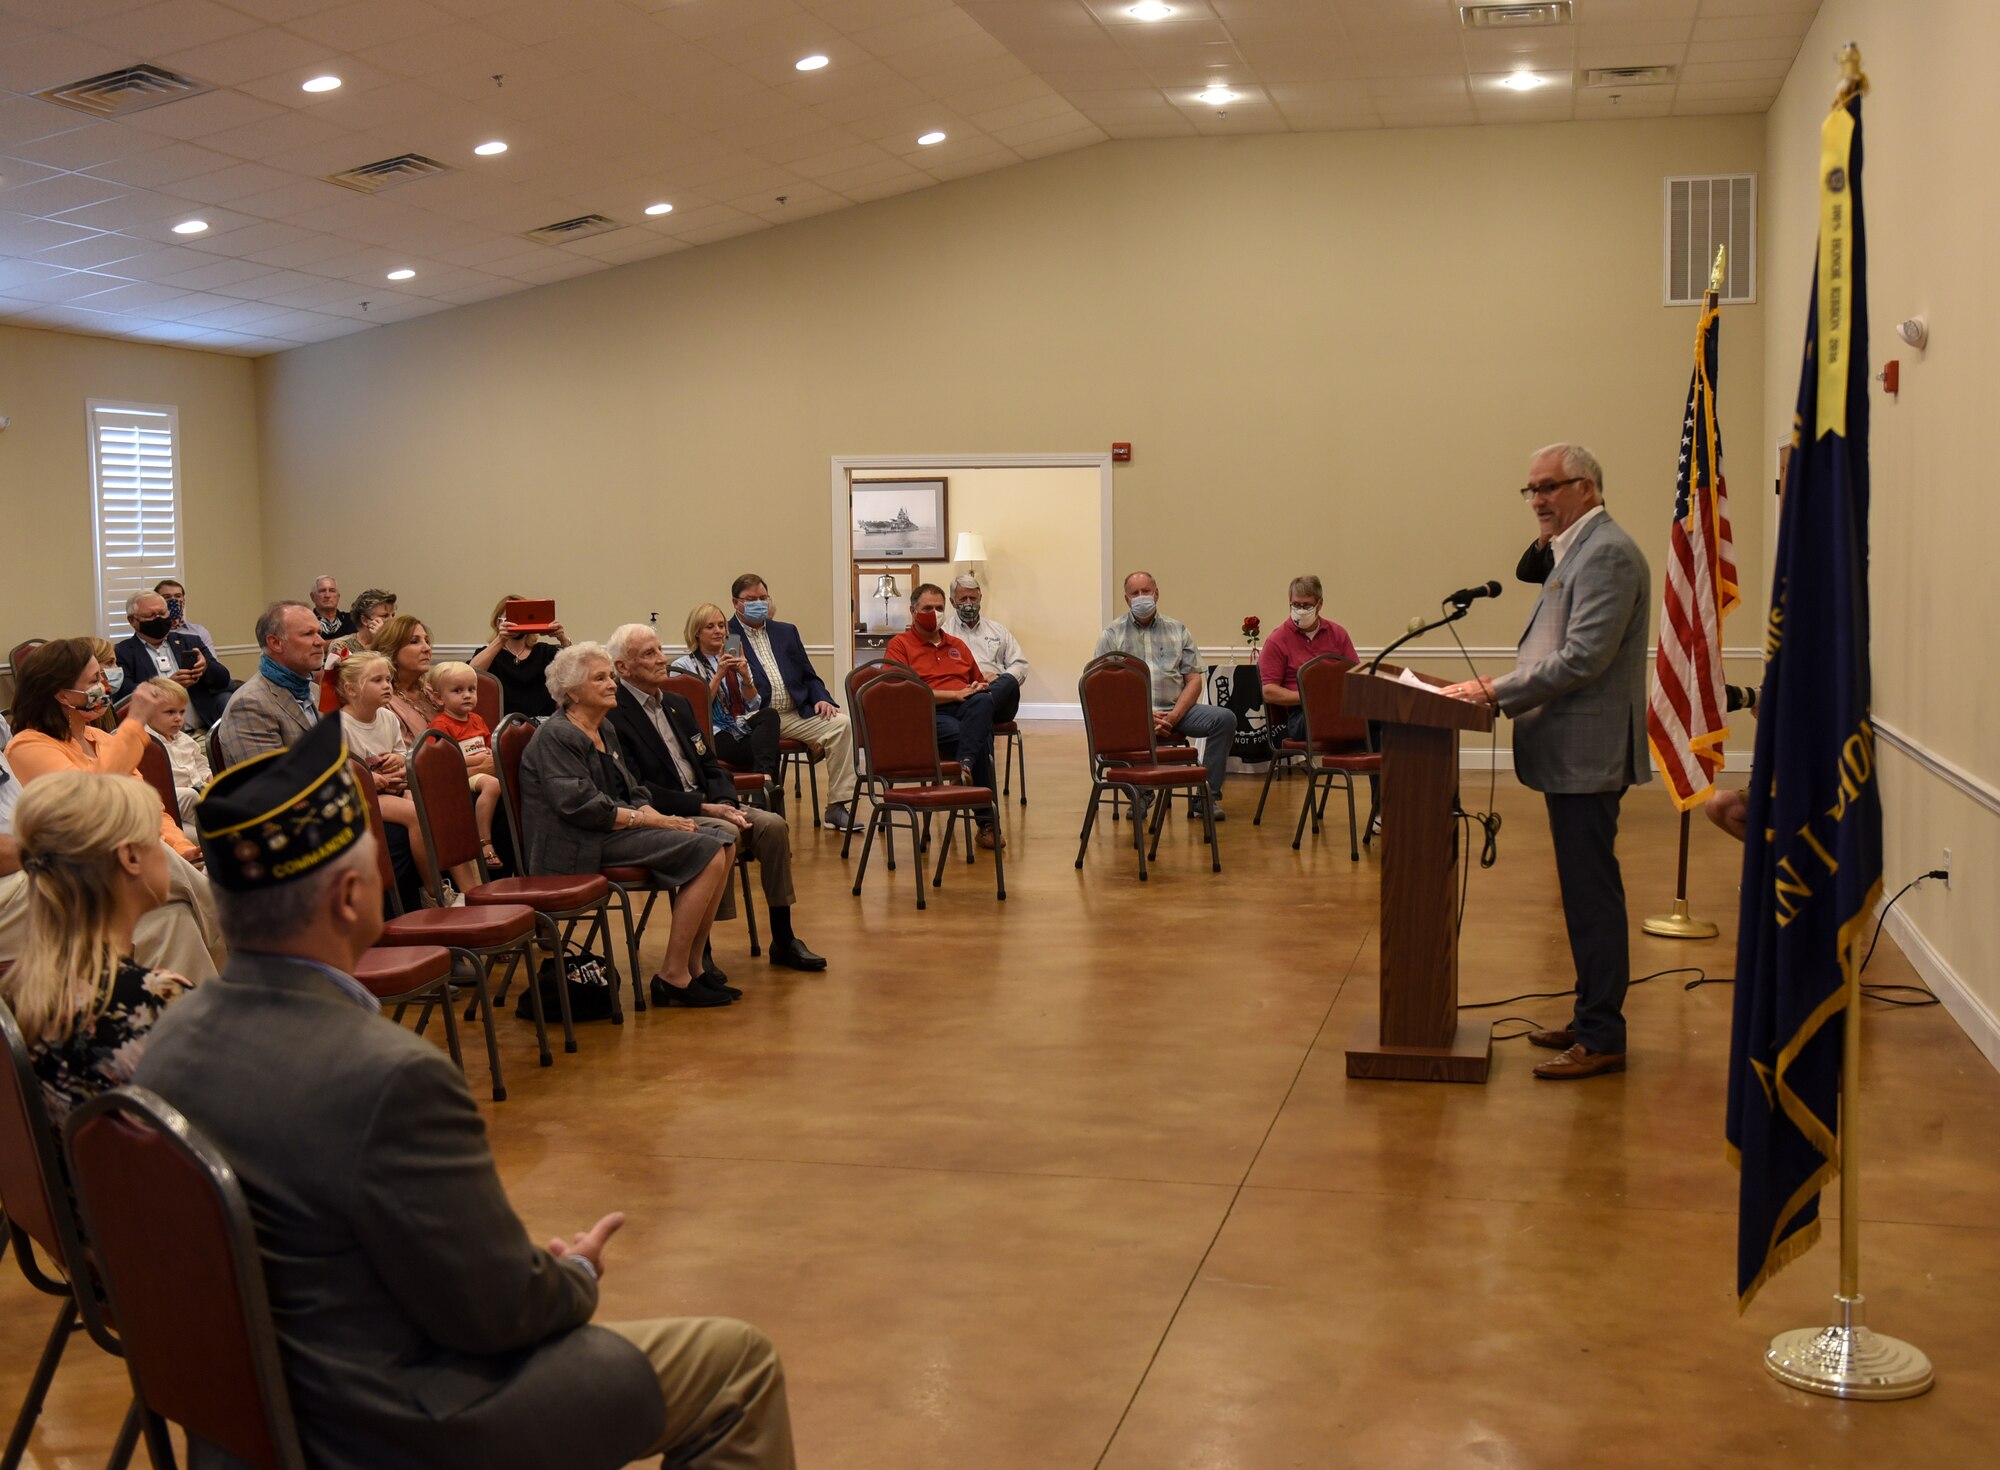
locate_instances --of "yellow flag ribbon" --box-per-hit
[1815,103,1856,439]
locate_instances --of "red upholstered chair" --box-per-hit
[1077,658,1220,880]
[493,715,665,1016]
[851,666,1003,910]
[357,762,528,1088]
[841,660,964,864]
[2,999,139,1470]
[205,724,226,777]
[1290,654,1382,860]
[1082,652,1199,823]
[474,669,503,732]
[137,733,182,831]
[408,731,615,1036]
[778,738,822,826]
[65,1087,308,1470]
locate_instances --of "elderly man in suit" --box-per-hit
[212,601,325,768]
[116,589,232,728]
[727,573,859,830]
[134,716,796,1468]
[1444,443,1651,1080]
[605,624,827,984]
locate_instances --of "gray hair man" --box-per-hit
[947,574,1029,727]
[309,574,356,638]
[1443,442,1651,1081]
[603,624,826,975]
[136,714,797,1469]
[213,600,326,769]
[1092,571,1237,819]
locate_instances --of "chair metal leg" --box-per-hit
[1075,784,1103,868]
[105,1395,140,1470]
[1292,773,1317,850]
[1146,788,1171,861]
[1132,788,1150,881]
[1342,774,1361,860]
[990,801,1007,898]
[851,805,882,895]
[739,855,761,956]
[136,1406,177,1470]
[1253,754,1281,824]
[930,813,955,890]
[963,807,976,864]
[535,915,578,1053]
[510,937,553,1067]
[588,900,623,1024]
[805,754,821,822]
[1203,785,1221,872]
[2,1298,77,1470]
[1015,732,1027,805]
[453,947,506,1101]
[608,881,645,1013]
[434,981,463,1068]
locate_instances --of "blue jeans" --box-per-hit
[986,673,1021,726]
[935,690,997,816]
[1169,703,1237,799]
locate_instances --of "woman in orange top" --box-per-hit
[6,638,204,866]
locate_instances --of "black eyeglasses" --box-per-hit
[1519,477,1586,500]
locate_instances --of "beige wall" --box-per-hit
[900,464,1103,708]
[1764,3,1999,1055]
[1,322,262,685]
[256,118,1767,686]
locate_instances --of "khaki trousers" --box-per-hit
[774,707,856,806]
[603,1316,796,1469]
[0,847,223,983]
[689,809,795,922]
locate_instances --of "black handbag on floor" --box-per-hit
[515,943,616,1023]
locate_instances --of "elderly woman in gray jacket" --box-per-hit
[518,642,738,1007]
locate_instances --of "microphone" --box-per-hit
[1445,580,1502,607]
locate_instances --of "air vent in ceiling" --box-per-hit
[1460,3,1571,28]
[522,214,625,245]
[34,64,211,118]
[1584,65,1676,88]
[324,154,453,194]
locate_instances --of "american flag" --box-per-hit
[1647,281,1739,809]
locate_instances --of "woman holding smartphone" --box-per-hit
[672,601,782,793]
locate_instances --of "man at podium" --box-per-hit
[1443,444,1651,1081]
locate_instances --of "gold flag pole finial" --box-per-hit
[1708,243,1727,295]
[1834,43,1868,107]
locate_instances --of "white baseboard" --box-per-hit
[1879,901,2000,1074]
[1017,702,1081,721]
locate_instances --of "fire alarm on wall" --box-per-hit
[1111,442,1131,462]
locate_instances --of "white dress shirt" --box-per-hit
[1551,504,1606,570]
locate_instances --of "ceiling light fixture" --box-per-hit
[1128,2,1174,19]
[917,130,946,145]
[171,218,208,234]
[1500,72,1546,91]
[645,202,673,216]
[386,268,415,280]
[301,75,341,93]
[473,140,508,155]
[1194,86,1239,105]
[795,55,829,71]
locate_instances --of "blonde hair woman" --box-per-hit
[468,592,570,718]
[670,601,781,791]
[372,614,440,743]
[2,771,194,1122]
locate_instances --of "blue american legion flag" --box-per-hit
[1725,84,1879,1308]
[1647,273,1739,808]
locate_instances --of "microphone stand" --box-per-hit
[1367,602,1471,675]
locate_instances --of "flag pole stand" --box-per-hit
[1643,812,1718,939]
[1764,959,1934,1399]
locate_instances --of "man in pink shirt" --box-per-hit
[1257,575,1357,741]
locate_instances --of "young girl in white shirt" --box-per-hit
[338,653,471,902]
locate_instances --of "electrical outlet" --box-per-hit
[1940,849,1951,889]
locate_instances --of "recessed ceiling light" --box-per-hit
[1194,86,1239,105]
[301,75,341,93]
[1128,2,1174,19]
[1500,72,1546,91]
[917,130,946,145]
[171,218,208,234]
[795,55,829,71]
[386,268,415,280]
[473,140,508,156]
[644,202,673,216]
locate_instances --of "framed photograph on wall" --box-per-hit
[851,478,947,561]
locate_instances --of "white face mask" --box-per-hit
[1129,595,1157,620]
[1290,606,1318,629]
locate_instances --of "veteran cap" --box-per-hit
[194,716,368,891]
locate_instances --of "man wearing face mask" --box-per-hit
[946,575,1028,728]
[885,584,1004,850]
[1257,575,1358,742]
[727,574,859,831]
[1093,571,1237,820]
[117,590,233,729]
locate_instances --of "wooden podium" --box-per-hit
[1341,668,1495,1083]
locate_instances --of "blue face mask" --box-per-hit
[741,599,770,624]
[1129,595,1158,620]
[103,667,125,693]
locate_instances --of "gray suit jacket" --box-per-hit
[212,674,317,770]
[1491,511,1653,795]
[132,955,662,1470]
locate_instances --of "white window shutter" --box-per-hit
[87,401,182,638]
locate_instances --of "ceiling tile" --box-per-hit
[67,0,266,57]
[286,0,462,52]
[0,29,135,95]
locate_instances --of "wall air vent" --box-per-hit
[35,64,211,118]
[1665,175,1757,306]
[325,154,453,194]
[522,214,625,245]
[1584,65,1676,88]
[1460,3,1572,28]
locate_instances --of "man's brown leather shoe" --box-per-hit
[1532,1044,1626,1080]
[1527,1027,1576,1050]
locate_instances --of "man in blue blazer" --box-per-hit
[1445,444,1652,1081]
[117,588,232,727]
[727,573,859,830]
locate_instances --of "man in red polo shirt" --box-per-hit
[1258,574,1358,741]
[884,583,1003,850]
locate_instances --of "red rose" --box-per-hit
[1242,615,1260,633]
